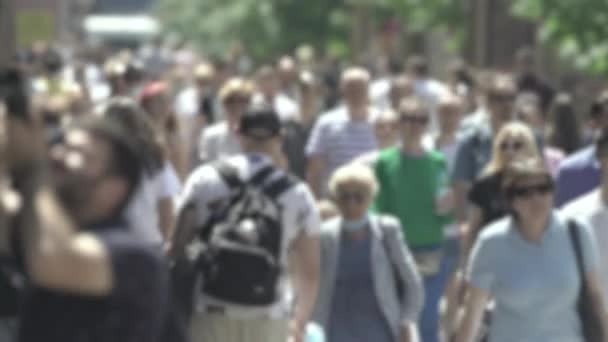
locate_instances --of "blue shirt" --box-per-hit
[467,212,600,342]
[555,146,600,207]
[328,233,394,342]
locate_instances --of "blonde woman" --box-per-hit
[312,163,423,342]
[465,121,542,245]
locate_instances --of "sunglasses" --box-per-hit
[508,182,554,199]
[336,191,368,204]
[225,97,250,105]
[488,94,516,103]
[500,140,524,152]
[400,115,429,125]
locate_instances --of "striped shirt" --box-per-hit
[306,107,378,195]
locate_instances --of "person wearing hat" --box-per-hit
[197,77,256,165]
[172,107,321,342]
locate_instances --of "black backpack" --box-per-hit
[197,161,296,306]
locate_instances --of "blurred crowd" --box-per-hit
[1,39,608,342]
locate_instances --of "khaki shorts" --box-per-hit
[191,312,289,342]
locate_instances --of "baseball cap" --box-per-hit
[239,107,282,140]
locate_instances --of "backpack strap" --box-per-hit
[213,161,275,190]
[264,174,298,199]
[249,165,275,187]
[213,160,243,190]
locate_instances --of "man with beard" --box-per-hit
[6,115,168,342]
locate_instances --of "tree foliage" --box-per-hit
[155,0,348,61]
[511,0,608,74]
[155,0,468,61]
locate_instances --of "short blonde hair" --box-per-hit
[218,77,254,103]
[328,163,379,198]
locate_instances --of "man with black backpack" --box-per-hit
[172,107,321,342]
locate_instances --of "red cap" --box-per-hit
[139,82,168,102]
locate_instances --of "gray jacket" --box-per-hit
[311,214,424,341]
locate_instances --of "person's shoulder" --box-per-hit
[203,122,229,138]
[559,145,596,170]
[316,107,348,125]
[374,213,401,231]
[477,217,512,243]
[377,146,400,161]
[561,189,600,218]
[428,150,446,163]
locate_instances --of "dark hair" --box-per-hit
[102,98,165,176]
[547,93,582,154]
[590,89,608,119]
[72,117,143,217]
[42,48,63,75]
[502,157,552,201]
[596,128,608,160]
[406,55,429,77]
[448,59,476,90]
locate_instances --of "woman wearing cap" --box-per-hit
[312,163,423,342]
[456,158,608,342]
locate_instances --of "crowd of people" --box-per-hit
[1,40,608,342]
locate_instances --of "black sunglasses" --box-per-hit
[336,191,368,204]
[508,182,554,199]
[488,93,516,103]
[400,115,429,125]
[500,140,524,152]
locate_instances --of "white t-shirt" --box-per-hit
[177,153,321,318]
[562,189,608,298]
[198,121,242,162]
[252,92,298,121]
[126,162,182,245]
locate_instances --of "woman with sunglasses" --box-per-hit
[464,121,541,251]
[312,163,423,342]
[456,157,608,342]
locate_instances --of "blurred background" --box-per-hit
[1,0,608,109]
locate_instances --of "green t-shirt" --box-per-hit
[372,147,452,248]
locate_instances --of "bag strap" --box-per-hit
[213,161,275,190]
[264,174,297,200]
[377,215,405,299]
[568,220,586,280]
[213,161,242,189]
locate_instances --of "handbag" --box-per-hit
[568,220,605,342]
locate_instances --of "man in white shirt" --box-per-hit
[306,67,379,198]
[198,78,254,163]
[562,128,608,299]
[172,107,321,342]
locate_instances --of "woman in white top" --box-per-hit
[100,98,181,246]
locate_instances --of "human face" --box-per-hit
[375,117,398,148]
[50,129,115,220]
[509,175,554,223]
[335,182,372,221]
[498,135,527,163]
[342,79,369,110]
[438,103,463,134]
[399,111,429,142]
[487,91,516,130]
[223,94,250,124]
